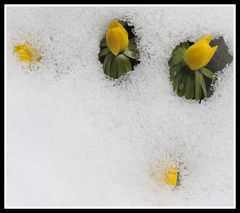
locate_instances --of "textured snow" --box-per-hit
[6,6,234,207]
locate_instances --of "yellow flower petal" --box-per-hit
[14,43,42,64]
[183,35,218,70]
[119,32,129,52]
[106,28,121,56]
[209,45,218,60]
[106,20,129,56]
[197,34,212,44]
[108,20,128,37]
[164,163,178,187]
[152,160,181,189]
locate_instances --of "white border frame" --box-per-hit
[4,4,236,209]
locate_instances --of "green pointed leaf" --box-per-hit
[179,82,184,90]
[195,71,202,101]
[104,54,113,76]
[200,67,214,79]
[98,48,110,58]
[125,58,132,73]
[111,56,118,79]
[197,71,207,97]
[177,74,187,97]
[123,49,139,59]
[169,47,186,67]
[174,46,186,57]
[173,72,182,92]
[177,86,185,97]
[103,53,110,73]
[173,48,185,65]
[106,55,113,77]
[117,55,127,77]
[119,54,132,73]
[169,63,181,81]
[168,42,190,67]
[185,74,194,99]
[100,38,107,47]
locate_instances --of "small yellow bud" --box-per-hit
[106,20,129,56]
[164,163,178,187]
[183,35,218,70]
[14,42,42,64]
[152,161,179,188]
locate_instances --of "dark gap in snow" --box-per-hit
[205,36,233,98]
[121,20,141,68]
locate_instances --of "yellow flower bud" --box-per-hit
[106,20,129,56]
[164,163,178,187]
[183,35,218,70]
[14,43,42,63]
[152,160,180,188]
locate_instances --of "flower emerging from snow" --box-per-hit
[164,163,179,187]
[152,161,179,188]
[106,20,129,56]
[183,35,218,70]
[14,42,42,64]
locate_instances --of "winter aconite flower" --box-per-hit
[14,42,42,63]
[152,161,179,188]
[164,163,179,187]
[106,20,129,56]
[183,35,218,70]
[99,20,139,79]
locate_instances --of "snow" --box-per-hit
[6,6,234,207]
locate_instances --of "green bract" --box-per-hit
[168,41,214,102]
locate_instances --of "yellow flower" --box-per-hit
[164,163,179,187]
[14,42,42,63]
[183,35,218,70]
[106,20,129,56]
[152,161,179,188]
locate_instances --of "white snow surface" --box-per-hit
[6,6,234,207]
